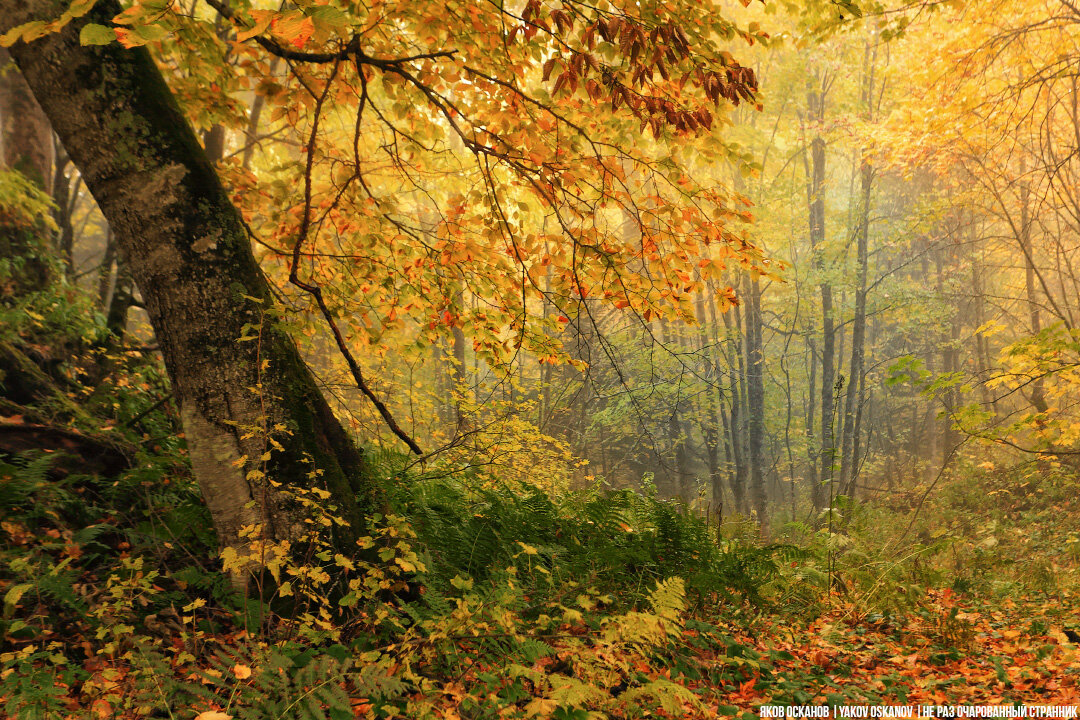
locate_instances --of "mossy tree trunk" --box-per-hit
[4,0,374,585]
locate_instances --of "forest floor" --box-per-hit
[372,464,1080,720]
[416,587,1080,720]
[4,348,1080,720]
[688,464,1080,717]
[727,590,1080,711]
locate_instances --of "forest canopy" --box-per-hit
[1,0,1080,717]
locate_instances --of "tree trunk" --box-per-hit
[742,273,767,529]
[50,147,81,277]
[721,302,748,515]
[6,0,373,587]
[105,260,135,339]
[698,288,726,524]
[805,336,819,507]
[732,161,767,526]
[805,73,833,511]
[240,57,279,170]
[1019,176,1048,414]
[0,47,56,296]
[451,288,468,429]
[840,160,871,499]
[0,49,52,191]
[97,228,117,309]
[935,239,961,460]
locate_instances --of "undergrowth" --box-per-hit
[0,426,794,719]
[0,341,801,720]
[3,272,1077,717]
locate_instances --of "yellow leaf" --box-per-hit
[231,664,252,679]
[194,713,232,720]
[182,597,207,612]
[524,698,558,716]
[236,10,273,42]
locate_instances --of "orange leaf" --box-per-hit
[113,27,139,48]
[271,13,314,50]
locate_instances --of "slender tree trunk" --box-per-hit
[7,0,374,588]
[936,238,961,458]
[241,58,279,170]
[97,228,117,309]
[778,324,797,519]
[805,73,833,510]
[849,371,866,495]
[742,273,767,528]
[703,285,729,519]
[50,146,81,276]
[0,49,52,191]
[722,302,748,515]
[451,288,468,429]
[1019,177,1048,414]
[805,337,819,506]
[658,317,692,501]
[840,160,871,499]
[970,229,997,415]
[106,261,135,338]
[719,401,736,509]
[0,48,56,296]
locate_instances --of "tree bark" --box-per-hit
[50,146,82,277]
[1018,174,1048,414]
[742,273,767,528]
[0,47,56,296]
[0,48,52,191]
[97,229,116,309]
[840,160,871,499]
[698,288,726,524]
[5,0,373,587]
[804,336,819,505]
[804,72,833,511]
[721,301,748,515]
[451,287,468,429]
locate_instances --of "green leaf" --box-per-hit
[79,23,116,46]
[324,644,350,661]
[310,6,348,28]
[134,24,167,42]
[68,0,99,19]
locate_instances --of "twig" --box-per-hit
[284,55,423,455]
[122,392,174,429]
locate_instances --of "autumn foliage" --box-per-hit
[4,0,1080,716]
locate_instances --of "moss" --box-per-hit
[264,330,377,540]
